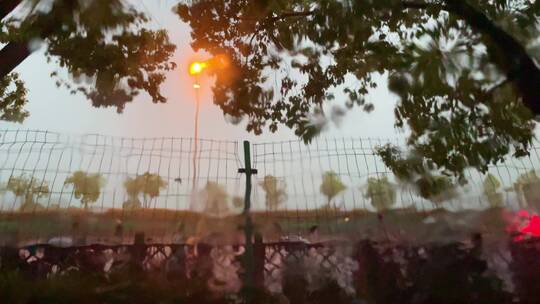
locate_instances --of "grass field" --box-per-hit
[0,207,511,246]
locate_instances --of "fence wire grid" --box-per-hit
[1,129,540,214]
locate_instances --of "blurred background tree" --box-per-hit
[6,175,49,211]
[259,175,287,211]
[201,181,229,216]
[123,175,142,210]
[177,0,540,191]
[0,0,176,122]
[139,172,167,209]
[64,171,104,209]
[232,195,244,211]
[513,171,540,209]
[365,176,396,212]
[483,173,504,208]
[320,171,346,208]
[122,172,167,209]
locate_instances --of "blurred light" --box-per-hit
[189,55,230,76]
[189,61,207,75]
[344,217,350,222]
[520,215,540,237]
[193,84,201,89]
[510,210,540,241]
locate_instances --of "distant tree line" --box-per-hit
[2,169,540,212]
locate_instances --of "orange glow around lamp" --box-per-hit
[189,61,207,77]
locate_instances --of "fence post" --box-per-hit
[254,232,265,288]
[131,232,146,272]
[238,140,257,293]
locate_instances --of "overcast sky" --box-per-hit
[2,0,401,142]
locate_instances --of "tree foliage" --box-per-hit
[0,73,27,122]
[513,170,540,209]
[0,0,176,122]
[123,176,142,210]
[64,171,104,209]
[320,171,346,206]
[201,181,229,216]
[377,146,462,205]
[259,175,287,210]
[232,195,244,210]
[122,172,167,209]
[176,0,540,184]
[418,175,459,206]
[365,176,396,212]
[6,175,49,211]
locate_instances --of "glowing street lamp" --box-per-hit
[189,61,207,76]
[189,55,229,78]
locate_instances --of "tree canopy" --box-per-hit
[365,176,396,212]
[259,175,287,210]
[320,171,346,206]
[6,175,49,211]
[201,181,230,216]
[0,0,176,121]
[513,170,540,208]
[64,171,105,209]
[176,0,540,185]
[123,172,167,209]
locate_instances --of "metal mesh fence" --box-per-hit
[3,129,540,213]
[251,137,540,211]
[1,129,540,241]
[3,129,540,302]
[0,129,243,213]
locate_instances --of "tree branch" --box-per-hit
[236,10,315,22]
[268,11,315,22]
[0,21,56,80]
[443,0,540,115]
[239,10,315,55]
[0,0,22,20]
[402,0,540,115]
[0,1,62,80]
[0,41,31,79]
[401,1,431,10]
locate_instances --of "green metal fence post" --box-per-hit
[238,140,257,295]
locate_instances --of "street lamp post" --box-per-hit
[189,62,205,210]
[193,75,201,205]
[187,56,229,210]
